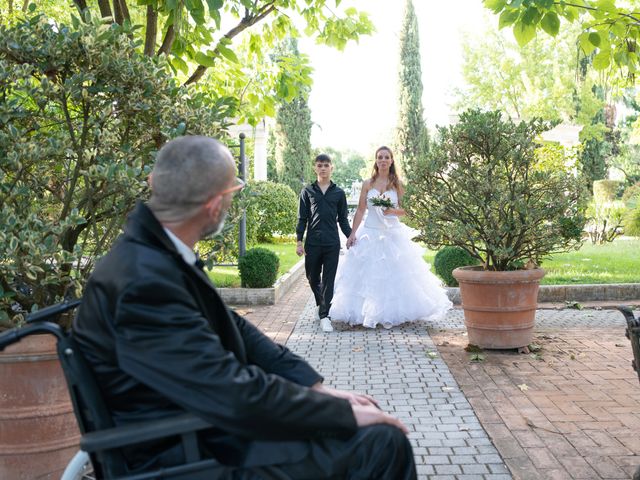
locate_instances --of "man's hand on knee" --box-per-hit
[352,404,409,435]
[312,383,378,408]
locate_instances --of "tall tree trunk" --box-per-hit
[119,0,130,22]
[144,5,158,56]
[97,0,112,19]
[73,0,88,14]
[113,0,124,24]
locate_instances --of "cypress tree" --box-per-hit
[273,39,313,193]
[394,0,428,178]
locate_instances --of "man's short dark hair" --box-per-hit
[315,153,331,163]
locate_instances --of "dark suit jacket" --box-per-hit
[73,202,357,469]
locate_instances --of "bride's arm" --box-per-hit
[346,180,370,248]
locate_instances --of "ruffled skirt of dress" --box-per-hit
[330,223,452,329]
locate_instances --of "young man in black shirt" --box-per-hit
[296,154,352,332]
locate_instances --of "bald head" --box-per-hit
[148,136,235,223]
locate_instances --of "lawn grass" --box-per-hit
[422,237,640,285]
[538,237,640,285]
[207,242,300,288]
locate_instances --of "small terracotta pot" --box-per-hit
[453,266,545,349]
[0,333,80,479]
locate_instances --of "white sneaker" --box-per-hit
[315,307,320,320]
[320,317,333,333]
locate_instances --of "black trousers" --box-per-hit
[304,244,340,318]
[231,425,417,479]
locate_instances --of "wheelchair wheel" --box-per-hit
[61,450,95,480]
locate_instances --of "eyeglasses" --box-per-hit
[219,177,245,196]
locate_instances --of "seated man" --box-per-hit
[73,136,417,479]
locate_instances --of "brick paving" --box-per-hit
[242,277,640,479]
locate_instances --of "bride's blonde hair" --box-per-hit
[371,146,402,192]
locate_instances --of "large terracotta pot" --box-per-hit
[453,266,545,349]
[0,334,80,479]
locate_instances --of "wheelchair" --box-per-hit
[0,300,230,479]
[617,306,640,480]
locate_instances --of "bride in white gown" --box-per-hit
[330,146,452,329]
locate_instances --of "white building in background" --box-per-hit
[541,123,582,147]
[227,119,269,181]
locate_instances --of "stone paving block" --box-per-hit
[434,464,462,475]
[461,463,489,474]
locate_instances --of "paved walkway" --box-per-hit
[241,278,640,479]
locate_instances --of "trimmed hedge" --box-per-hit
[434,246,478,287]
[238,247,280,288]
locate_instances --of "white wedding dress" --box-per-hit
[330,188,452,329]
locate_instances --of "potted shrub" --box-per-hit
[407,109,587,348]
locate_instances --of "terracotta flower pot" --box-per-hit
[452,266,545,349]
[0,334,80,479]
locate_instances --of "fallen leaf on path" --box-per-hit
[517,383,529,392]
[469,353,485,363]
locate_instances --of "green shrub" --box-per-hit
[622,182,640,208]
[593,179,623,203]
[238,248,280,288]
[246,181,298,242]
[624,202,640,237]
[434,247,478,287]
[0,15,233,329]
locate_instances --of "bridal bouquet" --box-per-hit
[370,194,394,209]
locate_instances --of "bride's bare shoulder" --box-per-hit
[361,178,373,192]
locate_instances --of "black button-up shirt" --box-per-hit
[296,181,352,247]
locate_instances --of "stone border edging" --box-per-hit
[446,282,640,304]
[218,258,306,305]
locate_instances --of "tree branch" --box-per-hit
[145,4,158,56]
[184,2,277,85]
[157,24,176,56]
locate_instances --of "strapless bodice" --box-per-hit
[364,188,400,229]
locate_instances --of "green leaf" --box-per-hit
[522,6,542,26]
[540,12,560,35]
[185,0,206,24]
[206,0,223,9]
[171,56,189,74]
[593,50,611,69]
[534,0,553,8]
[216,43,239,63]
[499,9,520,29]
[194,51,215,67]
[513,22,537,46]
[588,32,601,47]
[579,33,596,54]
[563,6,579,22]
[595,0,617,13]
[484,0,507,14]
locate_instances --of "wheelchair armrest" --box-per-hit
[80,413,213,453]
